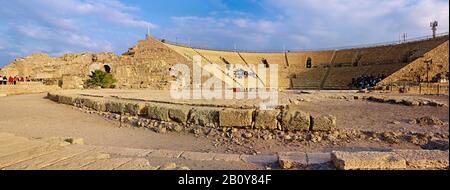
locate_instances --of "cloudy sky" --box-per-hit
[0,0,448,67]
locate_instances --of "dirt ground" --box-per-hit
[0,91,448,155]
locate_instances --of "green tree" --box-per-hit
[86,70,117,88]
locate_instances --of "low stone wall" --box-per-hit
[0,83,60,96]
[325,93,447,107]
[47,92,337,132]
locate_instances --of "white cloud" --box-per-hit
[38,0,156,29]
[0,0,152,63]
[166,0,448,51]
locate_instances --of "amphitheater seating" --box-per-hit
[239,52,287,66]
[164,43,198,61]
[162,34,449,90]
[333,49,359,66]
[291,68,328,89]
[287,51,335,68]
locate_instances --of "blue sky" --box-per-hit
[0,0,449,67]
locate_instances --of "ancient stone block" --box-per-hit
[105,101,126,113]
[415,116,444,126]
[219,109,254,128]
[281,110,310,131]
[311,115,337,131]
[331,151,407,170]
[403,100,420,106]
[254,109,280,130]
[74,96,91,108]
[278,152,307,169]
[125,102,147,116]
[58,95,75,105]
[82,98,104,111]
[187,107,220,126]
[147,103,170,122]
[47,93,59,102]
[393,150,449,169]
[168,106,191,124]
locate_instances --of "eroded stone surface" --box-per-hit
[281,110,310,131]
[393,150,449,169]
[278,152,307,169]
[254,110,280,130]
[331,151,407,170]
[188,107,220,126]
[312,115,337,131]
[219,109,254,128]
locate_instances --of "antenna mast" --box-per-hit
[430,21,438,38]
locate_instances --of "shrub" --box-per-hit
[86,70,117,88]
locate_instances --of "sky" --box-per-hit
[0,0,449,67]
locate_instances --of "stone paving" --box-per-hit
[0,132,448,170]
[0,132,271,170]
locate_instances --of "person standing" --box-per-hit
[8,76,13,85]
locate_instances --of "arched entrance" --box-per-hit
[306,57,312,68]
[104,65,111,73]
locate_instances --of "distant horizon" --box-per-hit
[1,0,449,67]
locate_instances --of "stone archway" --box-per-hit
[88,63,112,74]
[104,65,111,73]
[306,57,312,68]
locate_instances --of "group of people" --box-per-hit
[351,74,386,89]
[0,75,31,85]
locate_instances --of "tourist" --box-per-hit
[351,74,386,89]
[0,75,3,85]
[8,76,13,85]
[2,76,6,85]
[13,76,18,85]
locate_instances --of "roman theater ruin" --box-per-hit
[0,32,449,170]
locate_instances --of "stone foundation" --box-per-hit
[47,92,337,132]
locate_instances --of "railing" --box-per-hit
[158,32,449,53]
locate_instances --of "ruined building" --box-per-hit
[1,34,448,90]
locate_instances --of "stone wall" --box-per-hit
[47,92,337,132]
[61,75,84,89]
[0,37,188,90]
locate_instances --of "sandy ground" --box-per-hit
[0,93,218,153]
[295,99,449,134]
